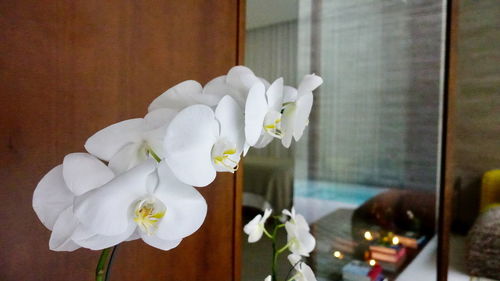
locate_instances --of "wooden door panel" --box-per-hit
[0,1,242,280]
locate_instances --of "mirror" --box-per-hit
[242,0,447,280]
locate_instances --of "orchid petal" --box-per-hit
[259,78,271,89]
[293,93,313,141]
[126,230,141,241]
[143,128,166,158]
[288,254,302,267]
[49,207,80,251]
[244,82,267,146]
[266,78,284,112]
[262,208,272,222]
[215,95,245,152]
[227,66,260,94]
[62,153,114,196]
[301,263,317,281]
[149,80,220,111]
[164,105,219,187]
[33,165,73,230]
[244,214,263,243]
[153,162,207,241]
[253,133,274,149]
[281,104,296,148]
[144,108,178,130]
[85,119,145,161]
[295,214,310,231]
[243,142,251,156]
[286,221,315,257]
[108,143,145,174]
[296,227,316,254]
[74,160,156,236]
[73,223,136,250]
[297,74,323,97]
[283,86,298,103]
[203,76,233,100]
[141,235,182,251]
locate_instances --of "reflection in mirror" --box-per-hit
[448,1,500,280]
[242,0,446,281]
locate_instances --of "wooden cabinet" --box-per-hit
[0,1,244,280]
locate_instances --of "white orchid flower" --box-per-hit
[148,80,222,112]
[84,109,177,174]
[163,95,244,187]
[287,254,317,281]
[203,65,267,108]
[264,276,272,281]
[33,153,124,251]
[283,208,316,257]
[245,78,285,150]
[280,74,323,148]
[243,208,272,243]
[73,159,207,251]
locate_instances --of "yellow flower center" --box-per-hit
[134,199,165,235]
[211,138,239,172]
[263,111,282,138]
[213,148,239,172]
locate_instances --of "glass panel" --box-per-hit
[448,1,500,280]
[243,1,446,280]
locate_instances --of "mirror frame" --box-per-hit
[236,0,459,280]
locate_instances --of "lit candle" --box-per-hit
[392,236,400,245]
[333,251,344,259]
[364,231,373,241]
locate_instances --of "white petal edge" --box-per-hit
[164,105,219,187]
[215,95,245,153]
[108,143,145,174]
[266,78,284,112]
[153,162,207,240]
[293,93,314,141]
[33,165,73,230]
[141,235,182,251]
[85,118,145,161]
[297,74,323,97]
[244,82,268,146]
[73,223,136,250]
[62,153,114,196]
[281,103,296,148]
[144,108,179,130]
[49,207,80,251]
[74,160,156,236]
[148,80,204,111]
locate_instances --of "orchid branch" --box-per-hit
[95,247,113,281]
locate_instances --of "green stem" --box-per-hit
[96,247,113,281]
[148,149,162,163]
[263,227,273,239]
[276,241,292,256]
[271,233,277,281]
[271,222,288,281]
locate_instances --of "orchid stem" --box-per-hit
[96,246,118,281]
[148,149,161,163]
[271,233,277,281]
[276,241,292,256]
[271,220,288,281]
[96,247,112,281]
[263,228,273,239]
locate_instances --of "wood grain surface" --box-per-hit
[0,1,242,280]
[438,0,458,280]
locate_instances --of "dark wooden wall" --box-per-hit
[0,1,243,280]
